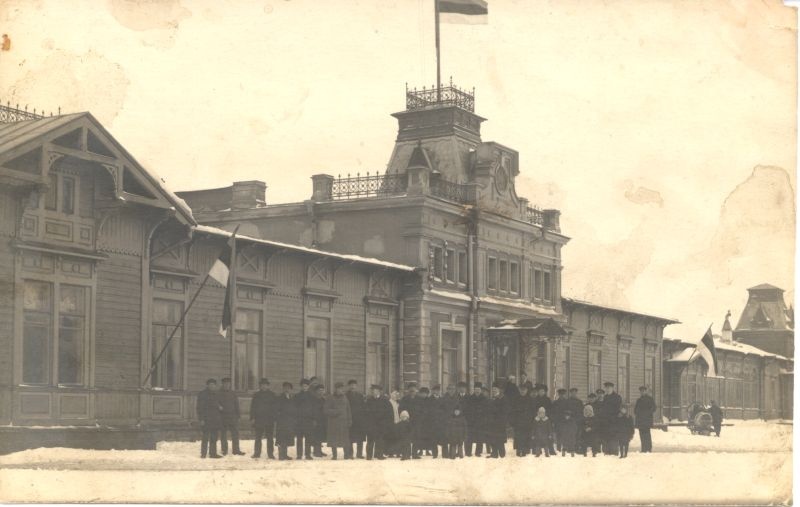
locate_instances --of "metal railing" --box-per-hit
[430,177,475,205]
[0,102,60,123]
[330,172,407,200]
[525,206,545,226]
[406,81,475,112]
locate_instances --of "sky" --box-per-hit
[0,0,795,339]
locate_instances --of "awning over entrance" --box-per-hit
[486,318,568,340]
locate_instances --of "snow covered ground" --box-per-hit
[0,420,792,504]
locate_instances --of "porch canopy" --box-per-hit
[486,317,568,339]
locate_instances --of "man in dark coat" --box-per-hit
[504,375,520,399]
[346,379,367,459]
[602,382,623,455]
[399,383,420,457]
[464,382,483,457]
[634,385,657,452]
[566,388,584,425]
[324,382,352,459]
[293,378,315,459]
[219,377,244,456]
[413,387,437,457]
[487,383,509,458]
[429,385,447,458]
[438,385,460,458]
[615,405,635,458]
[551,388,569,452]
[275,382,296,460]
[364,384,393,460]
[510,383,534,456]
[590,389,605,454]
[311,384,327,457]
[709,400,723,437]
[196,378,223,459]
[250,378,277,459]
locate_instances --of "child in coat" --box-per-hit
[580,404,599,457]
[615,406,635,458]
[396,411,413,460]
[445,408,467,459]
[531,406,553,457]
[557,409,578,457]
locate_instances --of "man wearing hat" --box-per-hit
[602,382,623,455]
[346,379,367,459]
[510,381,534,456]
[275,382,296,460]
[293,378,315,459]
[196,378,223,459]
[487,382,509,458]
[250,378,277,459]
[463,382,481,456]
[634,385,656,452]
[413,387,436,457]
[219,377,245,456]
[324,382,352,459]
[364,384,393,459]
[551,388,569,452]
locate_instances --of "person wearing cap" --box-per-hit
[510,382,534,457]
[346,380,367,459]
[364,384,393,460]
[250,378,277,459]
[487,382,509,458]
[293,378,315,460]
[602,382,622,455]
[196,378,223,459]
[634,385,656,452]
[275,382,296,460]
[219,377,244,456]
[311,384,328,457]
[551,388,568,452]
[324,382,352,460]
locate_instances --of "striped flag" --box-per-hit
[208,233,236,337]
[696,327,718,377]
[439,0,488,24]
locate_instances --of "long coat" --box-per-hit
[615,414,635,442]
[364,396,394,438]
[634,394,656,428]
[218,389,240,421]
[557,416,578,450]
[532,417,553,445]
[323,393,352,448]
[487,395,509,444]
[312,394,326,442]
[466,394,489,442]
[346,390,367,441]
[275,393,296,445]
[250,390,277,426]
[565,397,584,422]
[413,397,438,446]
[446,414,467,445]
[293,390,316,435]
[580,416,600,449]
[196,388,223,429]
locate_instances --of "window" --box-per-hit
[498,260,508,291]
[589,349,602,394]
[305,316,330,382]
[509,262,519,294]
[644,355,656,391]
[44,173,57,210]
[22,281,87,386]
[441,329,462,387]
[543,270,552,302]
[367,324,389,389]
[234,309,261,391]
[42,172,77,215]
[151,299,183,389]
[457,252,468,285]
[531,341,547,386]
[432,247,443,280]
[618,352,630,403]
[62,176,75,215]
[487,257,497,290]
[22,281,53,384]
[534,269,543,300]
[445,249,455,283]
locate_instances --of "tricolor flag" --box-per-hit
[439,0,488,24]
[208,232,236,337]
[695,327,718,377]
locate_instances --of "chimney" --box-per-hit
[542,209,561,233]
[721,310,733,343]
[231,180,266,210]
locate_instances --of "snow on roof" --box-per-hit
[667,347,696,362]
[194,225,417,272]
[561,296,679,324]
[480,296,562,316]
[429,288,473,302]
[665,334,790,361]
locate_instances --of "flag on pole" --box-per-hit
[439,0,488,24]
[208,232,237,337]
[695,327,719,377]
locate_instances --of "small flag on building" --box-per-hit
[439,0,488,24]
[696,327,719,377]
[208,231,237,337]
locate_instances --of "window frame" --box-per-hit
[487,256,497,291]
[234,307,263,392]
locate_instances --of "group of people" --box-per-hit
[195,374,658,461]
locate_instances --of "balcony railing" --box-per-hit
[406,81,475,113]
[0,102,60,123]
[525,206,544,226]
[430,177,475,205]
[330,172,407,201]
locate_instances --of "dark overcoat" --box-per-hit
[196,388,223,429]
[487,395,509,444]
[346,390,367,441]
[274,393,296,445]
[634,394,656,428]
[218,389,240,421]
[293,390,316,435]
[446,414,467,445]
[250,390,277,425]
[532,417,553,445]
[413,396,438,446]
[615,414,635,442]
[557,417,578,450]
[364,396,394,438]
[323,393,352,448]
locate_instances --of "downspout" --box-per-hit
[398,298,405,389]
[467,208,478,387]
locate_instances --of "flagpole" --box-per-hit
[685,323,714,366]
[229,225,238,381]
[142,225,240,389]
[435,0,441,102]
